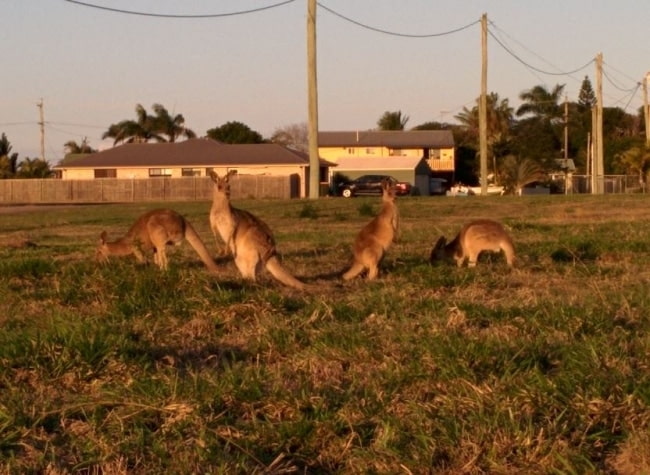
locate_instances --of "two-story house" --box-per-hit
[318,130,455,195]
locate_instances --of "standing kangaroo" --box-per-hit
[95,208,220,273]
[343,179,400,280]
[430,219,515,268]
[208,170,307,290]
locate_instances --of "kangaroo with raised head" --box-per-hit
[208,170,307,290]
[430,219,515,268]
[96,208,220,273]
[343,178,400,280]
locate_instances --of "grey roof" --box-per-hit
[318,130,455,148]
[54,138,331,169]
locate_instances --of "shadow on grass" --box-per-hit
[125,342,250,370]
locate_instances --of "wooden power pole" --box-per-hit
[593,53,604,194]
[643,72,650,147]
[37,98,45,161]
[307,0,320,199]
[479,13,488,195]
[564,95,569,161]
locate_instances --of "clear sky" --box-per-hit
[2,0,649,163]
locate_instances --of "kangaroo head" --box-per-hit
[209,169,237,197]
[429,236,447,264]
[95,231,110,262]
[381,178,397,202]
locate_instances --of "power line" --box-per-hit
[317,2,479,38]
[602,66,640,93]
[62,0,297,18]
[487,27,594,77]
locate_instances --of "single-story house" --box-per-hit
[332,156,432,195]
[53,138,334,198]
[318,130,455,178]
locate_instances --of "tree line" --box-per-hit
[379,77,650,190]
[2,78,648,185]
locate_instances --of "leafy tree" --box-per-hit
[412,121,453,130]
[510,117,560,168]
[377,110,409,130]
[206,121,264,144]
[64,137,96,155]
[151,103,196,142]
[16,157,53,178]
[270,122,308,152]
[0,133,19,178]
[102,104,166,146]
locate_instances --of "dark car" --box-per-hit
[337,174,412,198]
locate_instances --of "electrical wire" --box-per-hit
[317,2,479,38]
[487,28,593,77]
[602,67,640,93]
[62,0,297,18]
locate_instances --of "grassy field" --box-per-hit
[1,194,650,474]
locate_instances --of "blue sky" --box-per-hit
[2,0,649,163]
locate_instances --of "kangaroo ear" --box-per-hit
[227,170,238,179]
[208,170,219,182]
[99,231,107,244]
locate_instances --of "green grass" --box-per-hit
[1,195,650,473]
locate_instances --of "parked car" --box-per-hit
[337,174,412,198]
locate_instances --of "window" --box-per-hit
[182,168,201,177]
[94,169,117,178]
[149,168,172,177]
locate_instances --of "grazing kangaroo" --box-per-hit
[96,208,220,273]
[343,179,400,280]
[430,219,515,268]
[208,170,307,290]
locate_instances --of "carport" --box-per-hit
[330,157,432,195]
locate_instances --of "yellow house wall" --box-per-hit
[319,146,455,172]
[319,146,423,162]
[60,169,95,180]
[59,165,309,197]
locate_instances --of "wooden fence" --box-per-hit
[0,174,301,204]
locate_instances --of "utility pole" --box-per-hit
[479,13,488,195]
[307,0,320,199]
[564,94,569,161]
[593,53,604,194]
[643,72,650,147]
[37,98,45,161]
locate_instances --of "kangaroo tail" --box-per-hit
[184,221,220,274]
[265,255,307,290]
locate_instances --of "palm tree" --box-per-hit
[377,110,409,130]
[17,157,53,178]
[0,133,19,178]
[455,92,514,180]
[516,84,565,123]
[64,137,96,155]
[102,104,165,146]
[615,145,650,189]
[500,155,545,195]
[151,104,196,142]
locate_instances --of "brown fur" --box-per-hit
[95,208,219,273]
[208,170,307,290]
[343,179,400,280]
[430,219,515,267]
